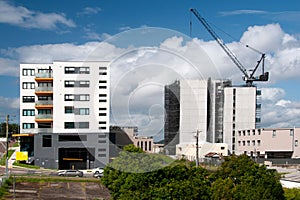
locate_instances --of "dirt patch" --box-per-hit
[4,181,111,200]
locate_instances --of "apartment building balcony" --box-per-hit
[35,72,53,82]
[35,100,53,109]
[35,86,53,95]
[35,114,53,123]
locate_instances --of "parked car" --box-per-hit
[93,172,103,179]
[92,167,104,174]
[57,170,83,177]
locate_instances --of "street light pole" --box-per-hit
[5,114,9,177]
[195,130,199,167]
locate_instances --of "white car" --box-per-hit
[92,167,104,174]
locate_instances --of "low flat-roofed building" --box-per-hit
[236,127,300,159]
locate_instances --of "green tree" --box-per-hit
[101,145,211,199]
[211,154,285,200]
[284,188,300,200]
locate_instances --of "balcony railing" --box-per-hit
[35,100,53,106]
[35,72,53,78]
[35,86,53,92]
[36,114,53,119]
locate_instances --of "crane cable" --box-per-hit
[190,13,261,54]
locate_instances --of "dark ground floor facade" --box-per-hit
[18,132,109,170]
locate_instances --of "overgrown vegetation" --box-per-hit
[0,149,15,165]
[284,188,300,200]
[101,145,285,200]
[0,177,12,198]
[13,161,40,169]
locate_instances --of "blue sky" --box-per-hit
[1,0,300,137]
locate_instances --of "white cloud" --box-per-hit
[0,96,19,109]
[260,87,300,128]
[220,10,268,16]
[0,1,75,30]
[1,25,300,134]
[78,7,101,16]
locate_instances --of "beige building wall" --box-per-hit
[236,128,300,158]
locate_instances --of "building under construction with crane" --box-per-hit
[164,9,268,158]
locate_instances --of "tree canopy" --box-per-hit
[101,145,285,200]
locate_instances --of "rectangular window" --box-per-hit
[38,109,51,115]
[65,106,74,114]
[99,67,107,70]
[99,108,107,111]
[99,94,107,97]
[295,140,298,147]
[257,140,261,146]
[99,127,106,129]
[22,109,35,116]
[99,72,107,75]
[99,86,107,89]
[79,108,89,115]
[42,135,52,147]
[99,121,106,124]
[290,129,294,136]
[65,67,76,74]
[22,123,35,129]
[22,82,35,89]
[64,122,75,129]
[79,81,89,87]
[247,140,250,146]
[99,113,107,116]
[99,80,107,83]
[59,135,87,142]
[65,80,90,87]
[79,94,89,101]
[272,130,276,137]
[99,99,107,102]
[65,80,75,87]
[65,67,90,74]
[79,67,90,74]
[64,94,75,101]
[252,140,255,146]
[22,69,35,76]
[22,96,35,103]
[64,122,89,129]
[65,94,89,101]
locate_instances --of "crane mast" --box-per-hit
[190,8,269,86]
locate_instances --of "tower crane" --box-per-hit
[190,8,269,86]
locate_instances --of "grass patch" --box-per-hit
[13,161,40,169]
[0,150,15,166]
[0,177,12,198]
[12,142,19,147]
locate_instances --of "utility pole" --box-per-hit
[5,114,9,177]
[195,130,199,167]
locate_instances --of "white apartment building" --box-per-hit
[164,78,259,157]
[223,86,259,154]
[236,128,300,159]
[19,61,110,169]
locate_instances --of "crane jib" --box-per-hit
[190,8,269,86]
